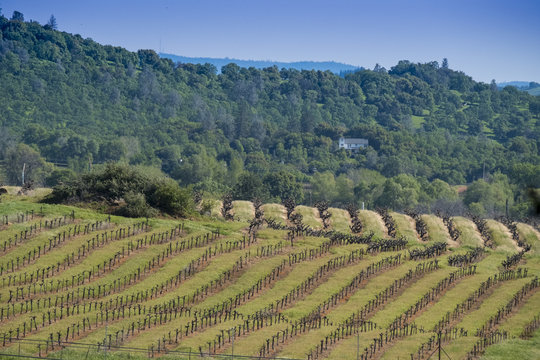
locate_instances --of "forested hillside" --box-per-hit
[0,13,538,217]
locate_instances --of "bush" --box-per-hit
[46,162,194,217]
[45,168,77,187]
[148,179,193,217]
[199,199,214,216]
[115,192,158,218]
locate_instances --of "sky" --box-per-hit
[1,0,539,83]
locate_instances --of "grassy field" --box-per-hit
[0,194,539,360]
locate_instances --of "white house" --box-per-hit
[338,137,368,150]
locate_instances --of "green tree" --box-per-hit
[311,171,337,203]
[334,174,354,205]
[376,176,419,210]
[98,140,126,162]
[11,11,24,21]
[463,173,513,216]
[148,179,193,217]
[233,172,268,200]
[442,58,449,69]
[263,171,304,202]
[46,14,57,30]
[5,144,51,185]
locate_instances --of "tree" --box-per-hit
[334,174,354,205]
[426,179,458,202]
[0,127,16,159]
[300,102,321,133]
[148,179,193,217]
[442,58,449,69]
[11,11,24,22]
[48,163,194,217]
[529,97,540,117]
[46,14,57,30]
[490,79,498,91]
[116,191,157,218]
[4,144,51,185]
[376,176,419,210]
[311,171,337,203]
[263,171,304,202]
[463,174,513,216]
[232,172,267,200]
[98,140,127,162]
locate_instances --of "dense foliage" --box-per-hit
[47,163,193,217]
[0,13,538,217]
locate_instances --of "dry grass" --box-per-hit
[232,200,255,222]
[296,205,323,229]
[391,212,419,243]
[328,207,351,233]
[422,214,454,246]
[516,223,540,254]
[453,216,484,248]
[486,219,520,252]
[262,203,287,225]
[358,210,387,238]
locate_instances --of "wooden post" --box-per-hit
[21,163,26,186]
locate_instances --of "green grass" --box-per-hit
[368,266,454,328]
[378,332,433,360]
[413,252,506,330]
[498,290,540,337]
[324,329,381,359]
[209,199,222,218]
[455,277,531,333]
[278,260,418,358]
[411,115,425,128]
[280,253,395,322]
[480,328,540,360]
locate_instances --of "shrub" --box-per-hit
[148,179,193,217]
[46,162,194,217]
[44,168,77,187]
[116,191,158,218]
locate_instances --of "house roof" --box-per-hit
[341,138,368,144]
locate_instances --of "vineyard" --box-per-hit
[0,190,539,360]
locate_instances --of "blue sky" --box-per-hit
[1,0,539,83]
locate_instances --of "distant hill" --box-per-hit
[498,81,540,95]
[528,87,540,96]
[159,53,363,74]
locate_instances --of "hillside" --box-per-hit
[159,53,363,74]
[0,191,539,359]
[0,15,539,219]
